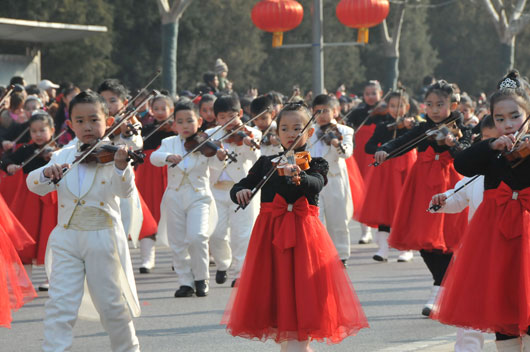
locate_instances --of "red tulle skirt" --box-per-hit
[353,124,377,179]
[388,147,468,252]
[135,149,167,223]
[10,175,57,265]
[0,170,24,206]
[345,156,366,221]
[138,192,158,240]
[432,183,530,336]
[358,150,417,227]
[222,195,369,343]
[0,194,37,328]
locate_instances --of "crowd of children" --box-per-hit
[0,62,528,352]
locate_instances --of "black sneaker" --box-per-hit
[373,255,388,262]
[231,279,238,288]
[215,270,227,284]
[195,280,209,297]
[139,267,150,274]
[341,259,348,268]
[174,285,195,297]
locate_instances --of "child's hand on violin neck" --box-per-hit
[374,151,388,164]
[114,145,130,170]
[44,163,70,181]
[281,164,301,177]
[216,148,227,161]
[236,189,252,206]
[166,154,182,165]
[331,138,340,147]
[490,134,517,151]
[243,136,254,147]
[6,164,21,175]
[430,193,447,208]
[444,134,457,147]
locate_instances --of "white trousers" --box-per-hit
[165,185,211,287]
[43,228,139,352]
[209,186,254,277]
[318,175,351,260]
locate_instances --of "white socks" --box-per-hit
[359,224,373,244]
[373,231,389,261]
[422,285,440,317]
[280,340,312,352]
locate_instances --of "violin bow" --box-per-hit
[235,107,322,212]
[50,91,157,184]
[392,88,405,139]
[0,85,14,109]
[214,107,272,143]
[353,89,393,137]
[427,175,481,212]
[142,118,174,142]
[115,70,161,119]
[370,114,461,167]
[17,130,67,170]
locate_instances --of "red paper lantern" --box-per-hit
[336,0,390,43]
[251,0,304,47]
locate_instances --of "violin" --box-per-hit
[275,150,311,186]
[76,142,145,167]
[503,135,530,168]
[386,117,418,131]
[317,124,346,153]
[260,126,279,146]
[225,126,260,150]
[428,121,463,146]
[183,132,237,163]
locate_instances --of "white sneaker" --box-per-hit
[397,250,414,262]
[422,285,440,317]
[373,231,389,262]
[38,281,49,292]
[139,237,156,273]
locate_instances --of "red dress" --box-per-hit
[135,149,165,239]
[353,124,377,179]
[345,156,366,221]
[222,195,369,343]
[0,194,37,328]
[388,147,468,252]
[0,169,25,206]
[10,174,58,265]
[432,183,530,336]
[358,150,417,227]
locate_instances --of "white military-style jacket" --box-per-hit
[432,175,484,221]
[308,122,354,177]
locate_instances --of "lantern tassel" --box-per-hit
[357,28,369,44]
[272,32,283,47]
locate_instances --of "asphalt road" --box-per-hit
[1,222,496,352]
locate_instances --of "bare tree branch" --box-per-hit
[156,0,170,15]
[390,3,406,56]
[380,20,392,45]
[513,0,528,20]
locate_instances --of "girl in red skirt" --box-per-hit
[431,71,530,351]
[360,91,417,262]
[345,80,386,244]
[374,80,471,316]
[225,103,368,351]
[0,193,36,328]
[1,111,58,291]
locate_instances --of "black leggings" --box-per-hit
[378,225,391,233]
[496,328,530,340]
[419,250,453,286]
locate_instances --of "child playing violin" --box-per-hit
[198,94,217,132]
[130,93,175,273]
[345,80,385,244]
[427,114,498,352]
[27,91,141,352]
[374,80,471,317]
[150,101,217,298]
[223,102,368,351]
[205,95,261,287]
[359,91,417,263]
[1,111,59,291]
[308,94,354,266]
[250,95,282,156]
[431,71,530,351]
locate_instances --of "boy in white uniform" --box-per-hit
[206,95,261,287]
[27,91,141,352]
[429,115,498,352]
[151,101,217,297]
[250,95,283,156]
[308,94,354,266]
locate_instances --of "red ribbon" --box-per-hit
[417,146,453,188]
[260,195,314,250]
[493,182,530,240]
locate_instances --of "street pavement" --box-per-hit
[1,222,496,352]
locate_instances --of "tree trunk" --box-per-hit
[383,56,399,91]
[499,36,515,76]
[162,21,178,96]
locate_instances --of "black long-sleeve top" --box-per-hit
[141,123,174,151]
[454,139,530,191]
[0,121,31,144]
[230,153,329,206]
[365,114,413,154]
[377,112,472,158]
[1,143,49,174]
[345,102,386,130]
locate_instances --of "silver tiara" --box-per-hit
[499,77,518,89]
